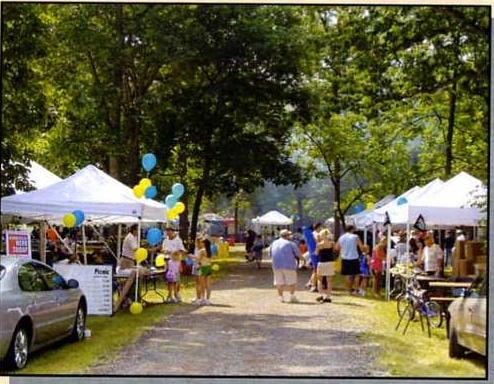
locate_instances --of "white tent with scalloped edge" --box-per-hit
[252,210,293,226]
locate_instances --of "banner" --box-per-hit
[4,230,31,259]
[413,214,427,232]
[54,264,113,316]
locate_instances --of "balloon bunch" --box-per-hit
[165,183,185,221]
[133,153,158,199]
[63,210,85,228]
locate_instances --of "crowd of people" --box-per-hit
[247,223,469,303]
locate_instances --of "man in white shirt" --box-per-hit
[335,225,364,295]
[161,227,186,302]
[421,232,444,276]
[115,224,140,312]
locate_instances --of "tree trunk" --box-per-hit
[108,156,119,179]
[189,159,211,249]
[234,195,239,240]
[178,149,189,244]
[125,107,140,186]
[445,78,457,178]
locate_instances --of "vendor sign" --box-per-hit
[54,264,113,316]
[4,230,31,258]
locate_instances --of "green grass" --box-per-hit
[16,247,243,375]
[330,274,486,378]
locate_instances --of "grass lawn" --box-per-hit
[330,274,486,378]
[16,247,243,375]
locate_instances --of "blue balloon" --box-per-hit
[355,203,365,213]
[397,197,408,206]
[165,194,177,209]
[142,153,157,172]
[72,210,85,226]
[211,244,218,256]
[172,183,185,198]
[144,185,157,199]
[185,257,194,266]
[146,228,163,246]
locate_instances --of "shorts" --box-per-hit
[341,259,360,276]
[317,261,335,277]
[273,269,297,286]
[253,252,263,261]
[166,271,180,283]
[200,265,212,276]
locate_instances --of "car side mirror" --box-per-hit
[67,279,79,289]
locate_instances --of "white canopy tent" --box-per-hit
[407,172,486,227]
[1,164,167,222]
[13,160,62,194]
[252,210,293,226]
[351,194,396,229]
[1,165,168,263]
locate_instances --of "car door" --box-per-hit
[16,262,57,346]
[32,262,77,336]
[467,277,486,355]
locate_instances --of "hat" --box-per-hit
[165,226,176,231]
[279,229,291,238]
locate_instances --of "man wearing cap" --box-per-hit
[269,229,301,303]
[161,226,186,302]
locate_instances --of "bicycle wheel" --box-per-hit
[397,295,414,320]
[391,276,405,298]
[424,301,443,328]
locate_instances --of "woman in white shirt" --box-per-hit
[420,233,444,276]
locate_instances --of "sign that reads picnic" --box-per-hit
[54,264,113,316]
[4,230,32,258]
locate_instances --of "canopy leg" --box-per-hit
[82,224,88,265]
[386,225,392,301]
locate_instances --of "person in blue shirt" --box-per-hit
[269,229,301,303]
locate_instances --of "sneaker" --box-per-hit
[191,298,201,305]
[289,295,299,303]
[359,289,366,297]
[203,299,212,305]
[323,297,332,303]
[316,296,324,302]
[278,296,285,303]
[165,297,173,303]
[310,287,318,293]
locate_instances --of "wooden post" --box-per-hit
[39,221,47,264]
[386,225,392,301]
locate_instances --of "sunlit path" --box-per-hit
[89,260,385,376]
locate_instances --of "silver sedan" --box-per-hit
[0,256,87,370]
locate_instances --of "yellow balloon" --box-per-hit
[63,213,76,228]
[167,210,179,220]
[133,185,145,198]
[155,254,166,268]
[175,202,185,214]
[212,264,220,272]
[139,178,152,189]
[366,202,375,210]
[135,247,148,264]
[129,302,143,315]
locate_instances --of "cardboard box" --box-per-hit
[456,240,466,259]
[458,259,473,277]
[465,241,483,262]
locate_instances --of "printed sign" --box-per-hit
[54,264,113,316]
[4,230,31,258]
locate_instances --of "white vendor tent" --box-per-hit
[385,178,445,225]
[1,164,167,222]
[371,186,422,224]
[407,172,486,226]
[252,210,293,226]
[351,194,395,229]
[14,160,62,193]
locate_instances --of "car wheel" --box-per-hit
[71,303,86,342]
[449,329,466,358]
[5,326,29,370]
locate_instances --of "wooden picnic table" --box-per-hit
[428,281,472,288]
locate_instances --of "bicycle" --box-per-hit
[395,274,443,337]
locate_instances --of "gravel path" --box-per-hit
[88,260,387,376]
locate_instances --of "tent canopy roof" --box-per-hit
[1,165,166,222]
[252,210,293,225]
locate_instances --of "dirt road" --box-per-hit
[89,261,386,376]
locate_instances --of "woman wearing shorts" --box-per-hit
[197,237,213,305]
[315,229,336,303]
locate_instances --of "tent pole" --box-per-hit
[364,228,367,247]
[87,224,118,260]
[117,224,122,259]
[137,220,141,244]
[372,223,376,250]
[386,225,392,301]
[82,224,88,265]
[46,221,72,254]
[39,221,46,264]
[406,223,410,263]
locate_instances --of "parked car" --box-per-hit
[0,256,87,370]
[448,272,486,358]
